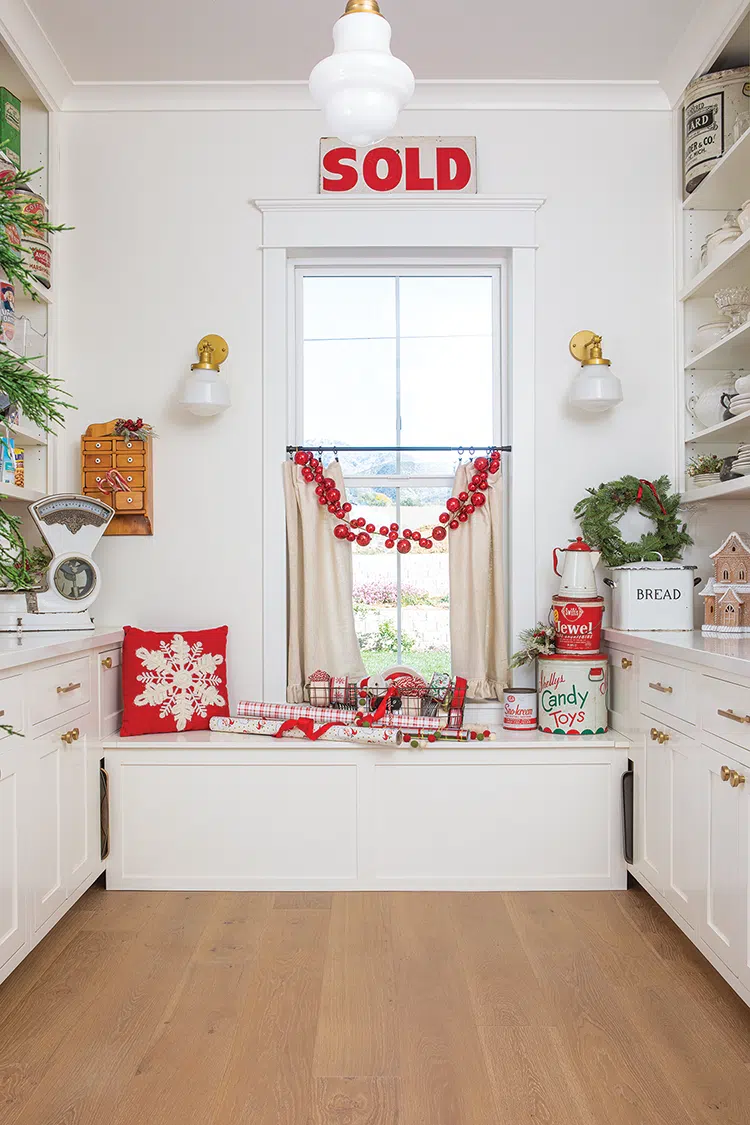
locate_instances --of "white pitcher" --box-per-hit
[553,538,601,598]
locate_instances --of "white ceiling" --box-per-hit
[26,0,702,84]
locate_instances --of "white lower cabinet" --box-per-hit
[700,745,748,984]
[632,711,668,892]
[0,629,123,987]
[0,743,27,973]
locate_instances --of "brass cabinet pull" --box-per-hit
[650,727,659,741]
[60,730,73,744]
[0,709,5,718]
[717,708,750,724]
[621,657,633,669]
[57,682,81,695]
[101,656,113,669]
[649,682,673,694]
[721,765,732,782]
[730,770,746,788]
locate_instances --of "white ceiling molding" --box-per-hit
[0,0,72,110]
[660,0,748,107]
[61,78,669,114]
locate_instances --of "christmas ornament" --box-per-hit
[291,449,501,551]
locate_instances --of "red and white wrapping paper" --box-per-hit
[236,699,445,731]
[211,715,404,746]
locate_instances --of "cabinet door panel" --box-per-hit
[634,718,668,891]
[0,746,26,971]
[33,736,66,932]
[65,712,98,895]
[701,746,747,978]
[665,727,702,930]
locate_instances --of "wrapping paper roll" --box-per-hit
[235,699,445,730]
[211,715,405,746]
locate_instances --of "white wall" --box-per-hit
[57,103,675,701]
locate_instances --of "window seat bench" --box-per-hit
[102,730,629,891]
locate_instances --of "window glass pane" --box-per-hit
[399,335,493,472]
[350,490,400,677]
[303,276,396,341]
[399,487,451,681]
[304,338,397,470]
[399,276,493,338]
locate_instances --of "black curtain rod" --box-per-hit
[286,444,511,453]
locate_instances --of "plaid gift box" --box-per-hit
[307,669,331,707]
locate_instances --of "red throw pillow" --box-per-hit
[120,626,229,736]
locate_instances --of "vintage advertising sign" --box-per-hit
[319,136,476,194]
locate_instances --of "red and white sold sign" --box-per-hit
[319,137,476,194]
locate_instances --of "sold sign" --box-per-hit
[319,137,476,194]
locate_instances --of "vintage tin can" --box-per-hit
[0,279,14,345]
[684,67,750,194]
[551,595,604,655]
[14,191,48,243]
[537,653,608,736]
[21,237,50,287]
[503,687,538,731]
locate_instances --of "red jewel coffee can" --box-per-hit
[552,595,604,655]
[503,687,538,731]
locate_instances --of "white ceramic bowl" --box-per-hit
[735,374,750,394]
[696,321,730,352]
[732,462,750,475]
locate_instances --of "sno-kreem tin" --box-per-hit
[684,67,750,194]
[503,688,537,731]
[537,653,608,736]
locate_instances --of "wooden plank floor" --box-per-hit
[1,886,750,1124]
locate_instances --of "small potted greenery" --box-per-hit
[687,453,724,488]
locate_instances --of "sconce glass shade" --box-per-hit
[179,369,230,417]
[569,366,623,413]
[309,7,415,147]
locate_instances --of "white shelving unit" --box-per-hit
[0,37,54,510]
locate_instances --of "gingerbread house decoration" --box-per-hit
[700,532,750,632]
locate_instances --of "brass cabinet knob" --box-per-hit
[657,731,670,744]
[60,731,72,744]
[101,656,113,669]
[730,770,746,788]
[650,728,659,741]
[621,657,633,669]
[71,728,80,741]
[721,765,732,782]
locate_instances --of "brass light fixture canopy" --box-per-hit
[343,0,384,14]
[192,334,229,372]
[569,330,611,367]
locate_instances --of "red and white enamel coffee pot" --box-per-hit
[553,537,601,598]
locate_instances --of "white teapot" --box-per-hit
[687,373,738,429]
[553,538,601,598]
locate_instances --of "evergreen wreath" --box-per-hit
[573,474,692,568]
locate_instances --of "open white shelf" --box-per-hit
[685,319,750,370]
[8,420,46,447]
[682,474,750,502]
[0,481,45,502]
[16,277,52,305]
[686,411,750,445]
[683,126,750,213]
[680,226,750,302]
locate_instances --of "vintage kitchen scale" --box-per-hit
[0,494,114,631]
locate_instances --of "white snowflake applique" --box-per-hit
[134,634,225,731]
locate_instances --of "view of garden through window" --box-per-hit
[302,271,497,678]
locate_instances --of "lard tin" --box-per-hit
[684,67,750,194]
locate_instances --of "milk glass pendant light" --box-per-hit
[309,0,415,147]
[568,331,623,413]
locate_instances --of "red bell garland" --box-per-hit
[293,449,501,552]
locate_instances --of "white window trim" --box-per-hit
[256,195,543,702]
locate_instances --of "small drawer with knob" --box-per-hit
[639,657,694,724]
[114,490,144,512]
[115,452,145,469]
[702,674,750,754]
[84,453,113,470]
[83,439,113,452]
[28,656,91,728]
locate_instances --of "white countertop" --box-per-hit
[103,728,629,751]
[605,627,750,678]
[0,626,123,671]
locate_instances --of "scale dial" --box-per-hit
[53,557,97,601]
[35,496,113,522]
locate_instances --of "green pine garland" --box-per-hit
[0,166,71,298]
[574,474,692,568]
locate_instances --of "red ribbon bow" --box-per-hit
[273,718,336,741]
[635,479,667,516]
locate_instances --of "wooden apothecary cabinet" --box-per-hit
[80,420,153,535]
